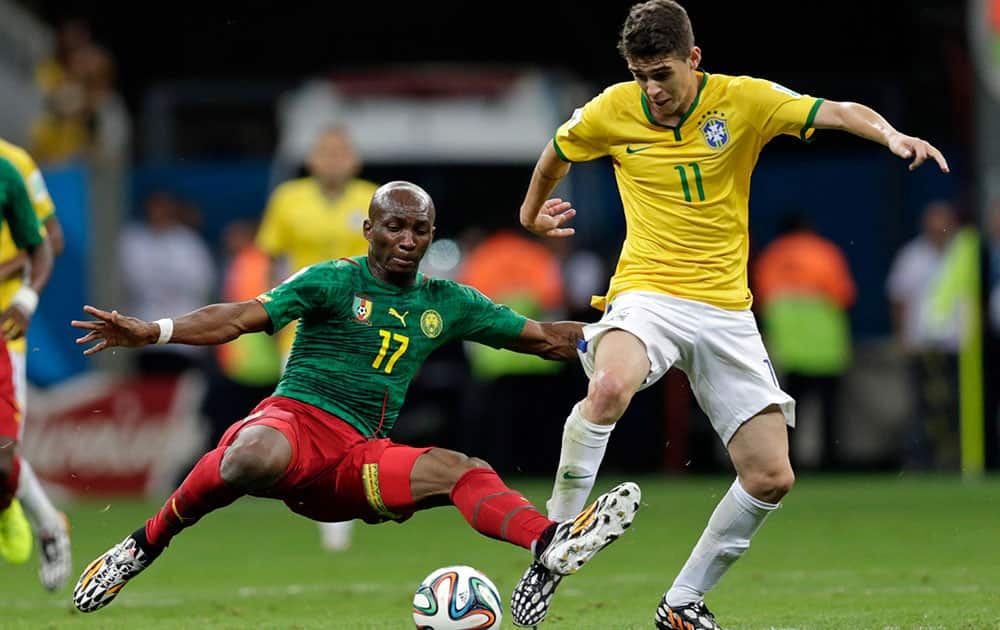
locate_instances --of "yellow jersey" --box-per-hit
[256,176,377,354]
[256,177,377,273]
[554,72,823,311]
[0,139,55,353]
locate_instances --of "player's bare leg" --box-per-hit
[547,329,649,521]
[656,407,793,630]
[508,332,648,627]
[74,424,290,612]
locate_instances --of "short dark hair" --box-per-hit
[617,0,694,60]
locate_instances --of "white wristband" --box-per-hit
[154,318,174,345]
[11,287,38,317]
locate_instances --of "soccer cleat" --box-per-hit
[510,560,562,627]
[655,597,723,630]
[510,481,640,627]
[0,499,33,564]
[38,512,72,591]
[74,533,155,612]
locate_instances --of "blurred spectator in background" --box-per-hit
[119,191,215,375]
[753,211,856,470]
[31,18,129,166]
[256,126,376,352]
[255,126,377,552]
[887,200,961,470]
[457,229,570,472]
[201,220,281,447]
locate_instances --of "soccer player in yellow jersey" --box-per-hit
[509,1,950,628]
[0,138,70,592]
[255,126,378,551]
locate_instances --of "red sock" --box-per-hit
[0,453,19,511]
[450,468,555,550]
[145,447,244,548]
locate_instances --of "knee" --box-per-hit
[742,466,795,504]
[436,451,493,494]
[220,437,290,490]
[415,449,493,501]
[586,369,634,422]
[447,453,492,481]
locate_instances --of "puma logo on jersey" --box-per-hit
[388,308,409,327]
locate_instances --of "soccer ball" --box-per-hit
[411,565,503,629]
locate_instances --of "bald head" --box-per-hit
[364,181,436,285]
[369,181,436,224]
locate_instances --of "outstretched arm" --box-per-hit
[519,141,577,238]
[502,319,584,361]
[71,300,271,356]
[812,100,950,172]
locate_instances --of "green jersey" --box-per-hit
[0,158,43,251]
[258,256,528,436]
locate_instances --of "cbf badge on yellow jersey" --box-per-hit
[698,110,730,150]
[353,295,374,324]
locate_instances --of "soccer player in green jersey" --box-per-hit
[509,1,950,628]
[0,156,53,573]
[71,180,641,616]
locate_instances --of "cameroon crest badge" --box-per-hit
[420,309,443,338]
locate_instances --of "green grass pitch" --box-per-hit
[1,474,998,629]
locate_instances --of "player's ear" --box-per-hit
[363,218,372,239]
[689,46,701,70]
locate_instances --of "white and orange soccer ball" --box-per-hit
[411,565,503,629]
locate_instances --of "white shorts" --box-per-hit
[577,291,795,445]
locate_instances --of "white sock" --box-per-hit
[665,478,778,606]
[16,459,63,535]
[545,402,615,522]
[319,520,354,551]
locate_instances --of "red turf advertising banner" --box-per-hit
[20,372,207,497]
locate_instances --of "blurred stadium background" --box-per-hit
[1,0,999,627]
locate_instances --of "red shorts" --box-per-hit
[218,396,431,524]
[0,341,19,442]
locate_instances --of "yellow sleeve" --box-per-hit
[552,89,612,163]
[256,184,291,257]
[23,168,55,224]
[0,150,53,265]
[3,146,55,223]
[737,77,824,143]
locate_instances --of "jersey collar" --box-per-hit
[640,70,709,141]
[360,255,425,292]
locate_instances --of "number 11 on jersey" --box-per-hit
[372,330,409,373]
[673,163,705,202]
